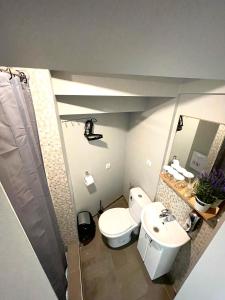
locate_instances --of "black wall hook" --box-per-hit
[176,115,184,131]
[84,119,103,141]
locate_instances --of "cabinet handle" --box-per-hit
[145,233,152,242]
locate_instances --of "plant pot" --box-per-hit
[194,196,211,213]
[211,199,224,208]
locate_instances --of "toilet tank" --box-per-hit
[129,187,151,224]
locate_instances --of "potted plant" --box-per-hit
[194,169,225,212]
[210,169,225,208]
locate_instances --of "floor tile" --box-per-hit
[80,197,175,300]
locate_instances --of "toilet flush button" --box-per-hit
[146,160,152,167]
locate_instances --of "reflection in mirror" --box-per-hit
[170,116,225,176]
[213,137,225,172]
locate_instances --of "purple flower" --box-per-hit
[198,169,225,199]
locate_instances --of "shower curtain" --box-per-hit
[0,72,67,300]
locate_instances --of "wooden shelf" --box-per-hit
[160,173,220,221]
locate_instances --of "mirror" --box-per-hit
[169,116,225,176]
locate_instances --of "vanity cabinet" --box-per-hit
[137,225,149,260]
[137,224,179,280]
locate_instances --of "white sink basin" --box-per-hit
[141,202,190,248]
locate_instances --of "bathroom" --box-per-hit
[55,73,225,299]
[1,2,225,300]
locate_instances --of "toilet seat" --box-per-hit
[99,208,137,237]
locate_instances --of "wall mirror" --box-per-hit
[169,116,225,176]
[160,116,225,221]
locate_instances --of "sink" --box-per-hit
[138,202,190,279]
[141,202,190,249]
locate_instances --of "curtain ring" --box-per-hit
[18,71,28,84]
[8,68,13,80]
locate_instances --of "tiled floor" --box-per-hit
[80,197,175,300]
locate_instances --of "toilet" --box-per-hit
[98,187,151,248]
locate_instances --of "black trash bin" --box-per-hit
[77,211,96,245]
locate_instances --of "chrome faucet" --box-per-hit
[159,208,172,218]
[163,215,176,222]
[159,209,176,222]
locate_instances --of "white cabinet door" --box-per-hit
[144,241,162,280]
[137,225,149,260]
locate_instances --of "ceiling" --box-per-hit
[1,1,225,80]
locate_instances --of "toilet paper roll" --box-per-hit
[84,174,95,186]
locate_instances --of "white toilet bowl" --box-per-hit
[98,187,151,248]
[99,207,137,248]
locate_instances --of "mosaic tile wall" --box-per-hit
[155,179,216,292]
[26,68,77,246]
[206,124,225,172]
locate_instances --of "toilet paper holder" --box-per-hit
[84,171,95,186]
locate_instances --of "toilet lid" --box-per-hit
[98,208,137,236]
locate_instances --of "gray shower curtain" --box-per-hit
[0,72,67,300]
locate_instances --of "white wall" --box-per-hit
[57,96,149,115]
[178,94,225,124]
[179,79,225,94]
[61,113,129,215]
[123,91,225,203]
[165,94,225,164]
[2,1,225,79]
[55,75,225,215]
[175,221,225,300]
[123,99,177,201]
[52,73,180,97]
[52,75,225,210]
[0,183,57,300]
